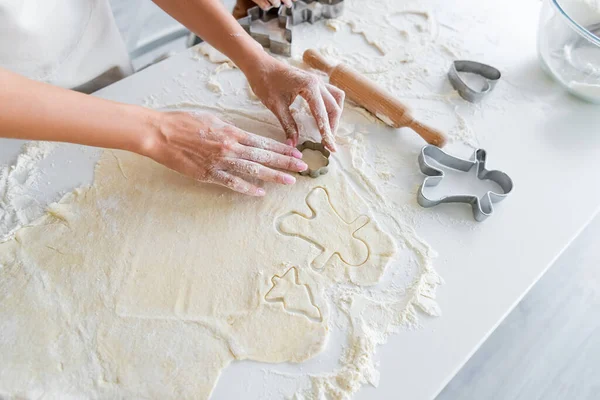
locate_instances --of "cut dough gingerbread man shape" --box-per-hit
[278,187,370,271]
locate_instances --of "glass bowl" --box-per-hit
[538,0,600,103]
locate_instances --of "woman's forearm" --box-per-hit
[0,67,156,153]
[0,68,307,196]
[152,0,269,74]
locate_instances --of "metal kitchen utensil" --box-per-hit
[297,140,330,178]
[417,145,513,222]
[238,1,345,56]
[238,6,292,56]
[284,0,345,25]
[448,60,501,102]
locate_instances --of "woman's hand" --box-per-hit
[250,0,296,11]
[153,0,344,151]
[143,111,307,196]
[245,58,345,152]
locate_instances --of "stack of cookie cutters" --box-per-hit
[238,0,344,56]
[417,145,513,222]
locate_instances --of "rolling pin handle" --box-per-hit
[303,49,336,75]
[408,120,448,147]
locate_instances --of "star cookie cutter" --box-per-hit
[297,140,330,178]
[417,145,513,222]
[448,60,501,103]
[238,6,292,56]
[238,1,344,56]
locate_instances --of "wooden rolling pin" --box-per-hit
[303,49,447,147]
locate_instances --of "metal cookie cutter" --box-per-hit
[297,140,330,178]
[448,60,501,103]
[417,145,513,222]
[238,6,292,56]
[238,1,344,56]
[284,0,345,25]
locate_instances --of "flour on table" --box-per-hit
[314,0,495,149]
[192,42,233,65]
[322,0,438,56]
[325,18,344,32]
[207,76,223,93]
[448,107,479,148]
[192,43,236,94]
[0,141,56,241]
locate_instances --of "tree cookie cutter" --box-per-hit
[238,1,344,56]
[238,6,292,56]
[297,140,330,178]
[417,145,513,222]
[448,60,501,103]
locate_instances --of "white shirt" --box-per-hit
[0,0,133,93]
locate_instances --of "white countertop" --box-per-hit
[2,0,600,398]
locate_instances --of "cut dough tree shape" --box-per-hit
[265,267,321,322]
[278,187,370,271]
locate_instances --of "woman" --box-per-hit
[0,0,344,196]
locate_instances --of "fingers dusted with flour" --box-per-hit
[143,111,307,196]
[249,0,295,9]
[154,0,340,151]
[244,58,344,152]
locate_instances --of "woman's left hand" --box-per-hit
[245,57,345,152]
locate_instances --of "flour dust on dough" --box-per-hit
[0,114,398,398]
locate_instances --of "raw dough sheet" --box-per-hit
[0,112,440,399]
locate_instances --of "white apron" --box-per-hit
[0,0,133,93]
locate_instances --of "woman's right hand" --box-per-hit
[142,111,307,196]
[250,0,296,10]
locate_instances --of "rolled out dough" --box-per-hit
[0,115,396,399]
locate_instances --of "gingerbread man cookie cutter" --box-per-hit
[417,145,513,222]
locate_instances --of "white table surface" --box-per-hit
[2,0,600,398]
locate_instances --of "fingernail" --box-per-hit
[296,160,308,171]
[292,149,303,159]
[256,188,266,196]
[283,175,296,185]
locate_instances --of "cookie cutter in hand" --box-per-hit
[448,60,501,103]
[297,140,330,178]
[417,145,513,222]
[238,1,345,56]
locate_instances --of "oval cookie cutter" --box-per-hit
[417,145,513,222]
[448,60,501,103]
[297,140,330,178]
